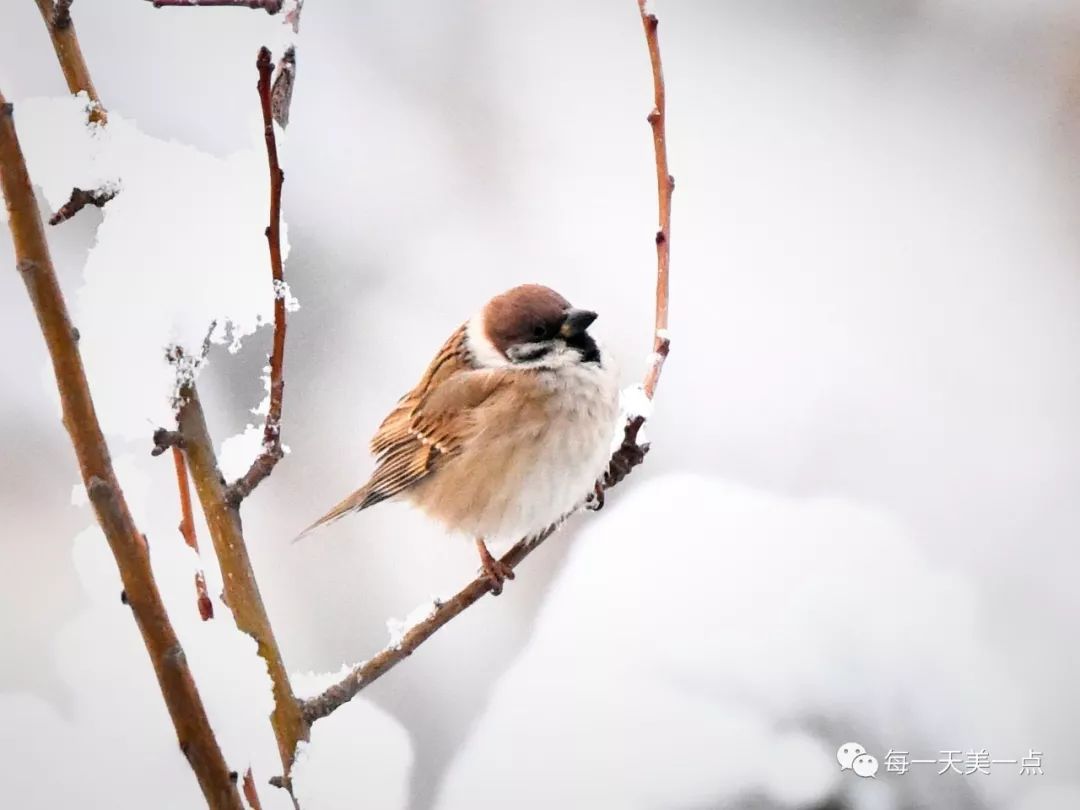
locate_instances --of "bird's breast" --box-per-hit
[408,357,619,548]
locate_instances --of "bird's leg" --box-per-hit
[585,480,605,511]
[475,537,515,595]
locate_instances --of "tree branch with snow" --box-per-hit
[175,381,309,775]
[161,46,307,784]
[299,0,676,726]
[226,47,289,506]
[172,446,215,621]
[0,90,245,810]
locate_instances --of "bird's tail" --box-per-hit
[294,485,379,543]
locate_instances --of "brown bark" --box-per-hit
[177,384,309,772]
[0,92,242,810]
[33,0,107,125]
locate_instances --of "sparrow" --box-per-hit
[302,284,619,593]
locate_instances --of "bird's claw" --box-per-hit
[585,481,605,511]
[481,557,515,596]
[476,539,515,596]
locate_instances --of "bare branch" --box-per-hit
[301,522,560,725]
[48,185,116,225]
[301,417,651,722]
[225,47,289,505]
[173,447,215,621]
[146,0,284,12]
[0,92,243,810]
[299,0,677,726]
[33,1,107,125]
[638,0,673,398]
[242,768,265,810]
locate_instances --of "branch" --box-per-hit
[301,0,676,724]
[242,768,265,810]
[225,47,288,505]
[33,1,107,125]
[300,427,649,724]
[639,0,672,398]
[173,447,214,621]
[146,0,284,12]
[48,185,116,225]
[176,382,308,771]
[0,92,242,810]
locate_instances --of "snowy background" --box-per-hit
[3,1,1080,809]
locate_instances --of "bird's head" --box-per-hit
[467,284,601,369]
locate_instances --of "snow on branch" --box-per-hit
[0,91,244,810]
[175,381,309,777]
[163,46,308,783]
[299,0,677,726]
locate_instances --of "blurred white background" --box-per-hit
[3,1,1080,809]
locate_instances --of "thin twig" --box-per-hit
[147,0,283,12]
[173,447,214,621]
[639,0,672,398]
[48,185,116,225]
[301,1,676,724]
[177,382,309,772]
[0,92,242,810]
[225,47,288,505]
[242,768,265,810]
[33,1,107,125]
[301,427,646,723]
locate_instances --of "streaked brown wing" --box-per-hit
[363,325,509,506]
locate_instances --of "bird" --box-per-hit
[301,284,620,593]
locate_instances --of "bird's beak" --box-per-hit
[560,308,598,337]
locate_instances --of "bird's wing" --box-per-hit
[299,325,511,536]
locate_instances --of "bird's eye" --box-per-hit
[532,325,548,339]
